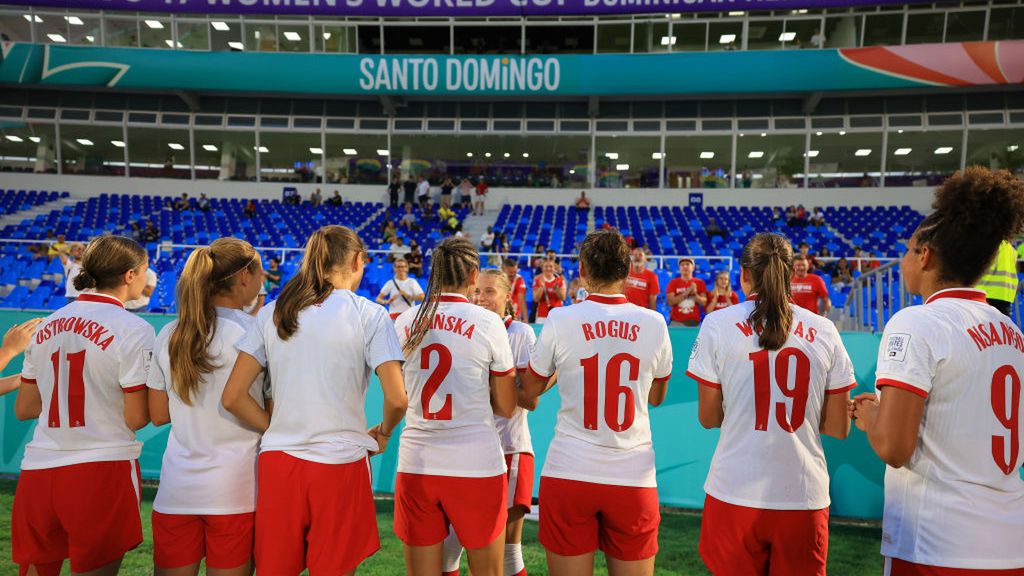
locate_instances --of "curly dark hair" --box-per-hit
[914,167,1024,286]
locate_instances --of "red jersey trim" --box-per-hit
[77,292,126,308]
[686,370,721,389]
[876,378,929,398]
[653,372,672,383]
[527,362,552,380]
[925,288,988,305]
[438,294,470,303]
[490,368,515,377]
[504,316,514,329]
[825,382,857,395]
[21,377,36,385]
[122,383,147,393]
[586,294,629,305]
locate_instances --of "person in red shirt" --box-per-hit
[791,254,831,315]
[624,248,661,310]
[502,257,528,322]
[473,177,488,216]
[666,257,707,326]
[705,271,739,313]
[533,258,565,323]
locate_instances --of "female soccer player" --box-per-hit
[222,225,408,575]
[442,268,541,576]
[687,232,856,576]
[394,237,517,576]
[521,229,673,576]
[851,168,1024,575]
[147,238,266,576]
[12,235,155,576]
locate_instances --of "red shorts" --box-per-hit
[538,476,660,561]
[699,494,829,576]
[505,453,534,513]
[152,511,254,569]
[256,452,379,575]
[12,460,142,573]
[394,472,507,549]
[886,558,1024,576]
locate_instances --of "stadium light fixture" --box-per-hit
[47,34,66,43]
[28,137,40,143]
[323,32,332,40]
[228,42,244,50]
[605,152,619,159]
[211,21,231,31]
[85,35,95,42]
[484,152,492,158]
[616,164,630,171]
[660,36,677,46]
[652,152,664,160]
[255,146,269,153]
[504,152,511,158]
[522,153,529,158]
[203,144,218,152]
[23,14,42,23]
[839,130,846,135]
[283,31,302,42]
[165,39,183,48]
[1008,145,1020,152]
[111,140,125,148]
[894,148,912,155]
[699,151,715,159]
[76,139,94,146]
[144,20,165,29]
[377,149,389,155]
[934,147,953,154]
[815,131,822,136]
[748,151,765,159]
[65,16,84,25]
[343,148,358,155]
[4,135,23,143]
[760,132,767,137]
[779,32,796,42]
[854,149,872,156]
[728,11,745,16]
[805,150,820,157]
[718,34,736,44]
[569,169,576,174]
[309,147,324,154]
[466,152,473,157]
[897,129,904,134]
[168,143,185,150]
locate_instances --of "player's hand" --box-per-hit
[2,318,42,356]
[367,424,390,456]
[850,393,879,432]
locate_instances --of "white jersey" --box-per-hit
[20,292,155,470]
[236,289,403,465]
[494,317,535,455]
[148,308,268,515]
[378,277,424,318]
[395,294,515,478]
[529,293,673,488]
[124,268,158,310]
[63,258,82,298]
[874,288,1024,569]
[687,301,856,510]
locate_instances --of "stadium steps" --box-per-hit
[0,196,81,235]
[461,208,501,250]
[353,204,388,236]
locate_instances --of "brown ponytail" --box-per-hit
[480,268,515,318]
[741,233,794,351]
[169,238,260,405]
[403,237,479,355]
[273,225,366,340]
[73,235,147,292]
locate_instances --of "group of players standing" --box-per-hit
[5,166,1024,576]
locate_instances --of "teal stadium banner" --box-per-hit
[0,311,890,520]
[0,41,1021,96]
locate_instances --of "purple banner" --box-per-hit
[2,0,936,17]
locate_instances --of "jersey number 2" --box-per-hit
[581,353,639,432]
[991,364,1021,475]
[749,348,811,433]
[421,343,453,421]
[48,348,86,428]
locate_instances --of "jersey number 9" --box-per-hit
[991,364,1021,475]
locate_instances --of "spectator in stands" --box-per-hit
[666,257,707,326]
[503,258,528,322]
[531,244,547,275]
[798,242,818,271]
[416,175,430,210]
[440,175,454,208]
[497,232,510,254]
[860,173,876,187]
[575,191,591,213]
[796,205,809,226]
[851,246,865,272]
[625,248,661,310]
[284,187,300,205]
[399,203,419,231]
[811,206,826,227]
[376,257,425,320]
[705,271,739,313]
[786,205,798,226]
[644,246,658,271]
[705,218,728,240]
[163,199,175,212]
[124,267,158,313]
[457,177,472,210]
[867,252,882,270]
[328,190,343,206]
[142,221,160,243]
[381,220,399,245]
[402,175,417,206]
[406,240,424,277]
[809,27,826,48]
[480,226,495,252]
[388,236,411,263]
[474,177,488,216]
[832,258,854,288]
[58,243,85,302]
[545,249,563,276]
[175,193,191,211]
[310,188,323,207]
[741,170,753,188]
[244,199,257,219]
[128,222,144,245]
[791,254,831,316]
[197,193,211,212]
[387,176,401,208]
[532,258,566,324]
[263,257,282,291]
[47,234,67,261]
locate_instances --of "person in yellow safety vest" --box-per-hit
[978,239,1018,315]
